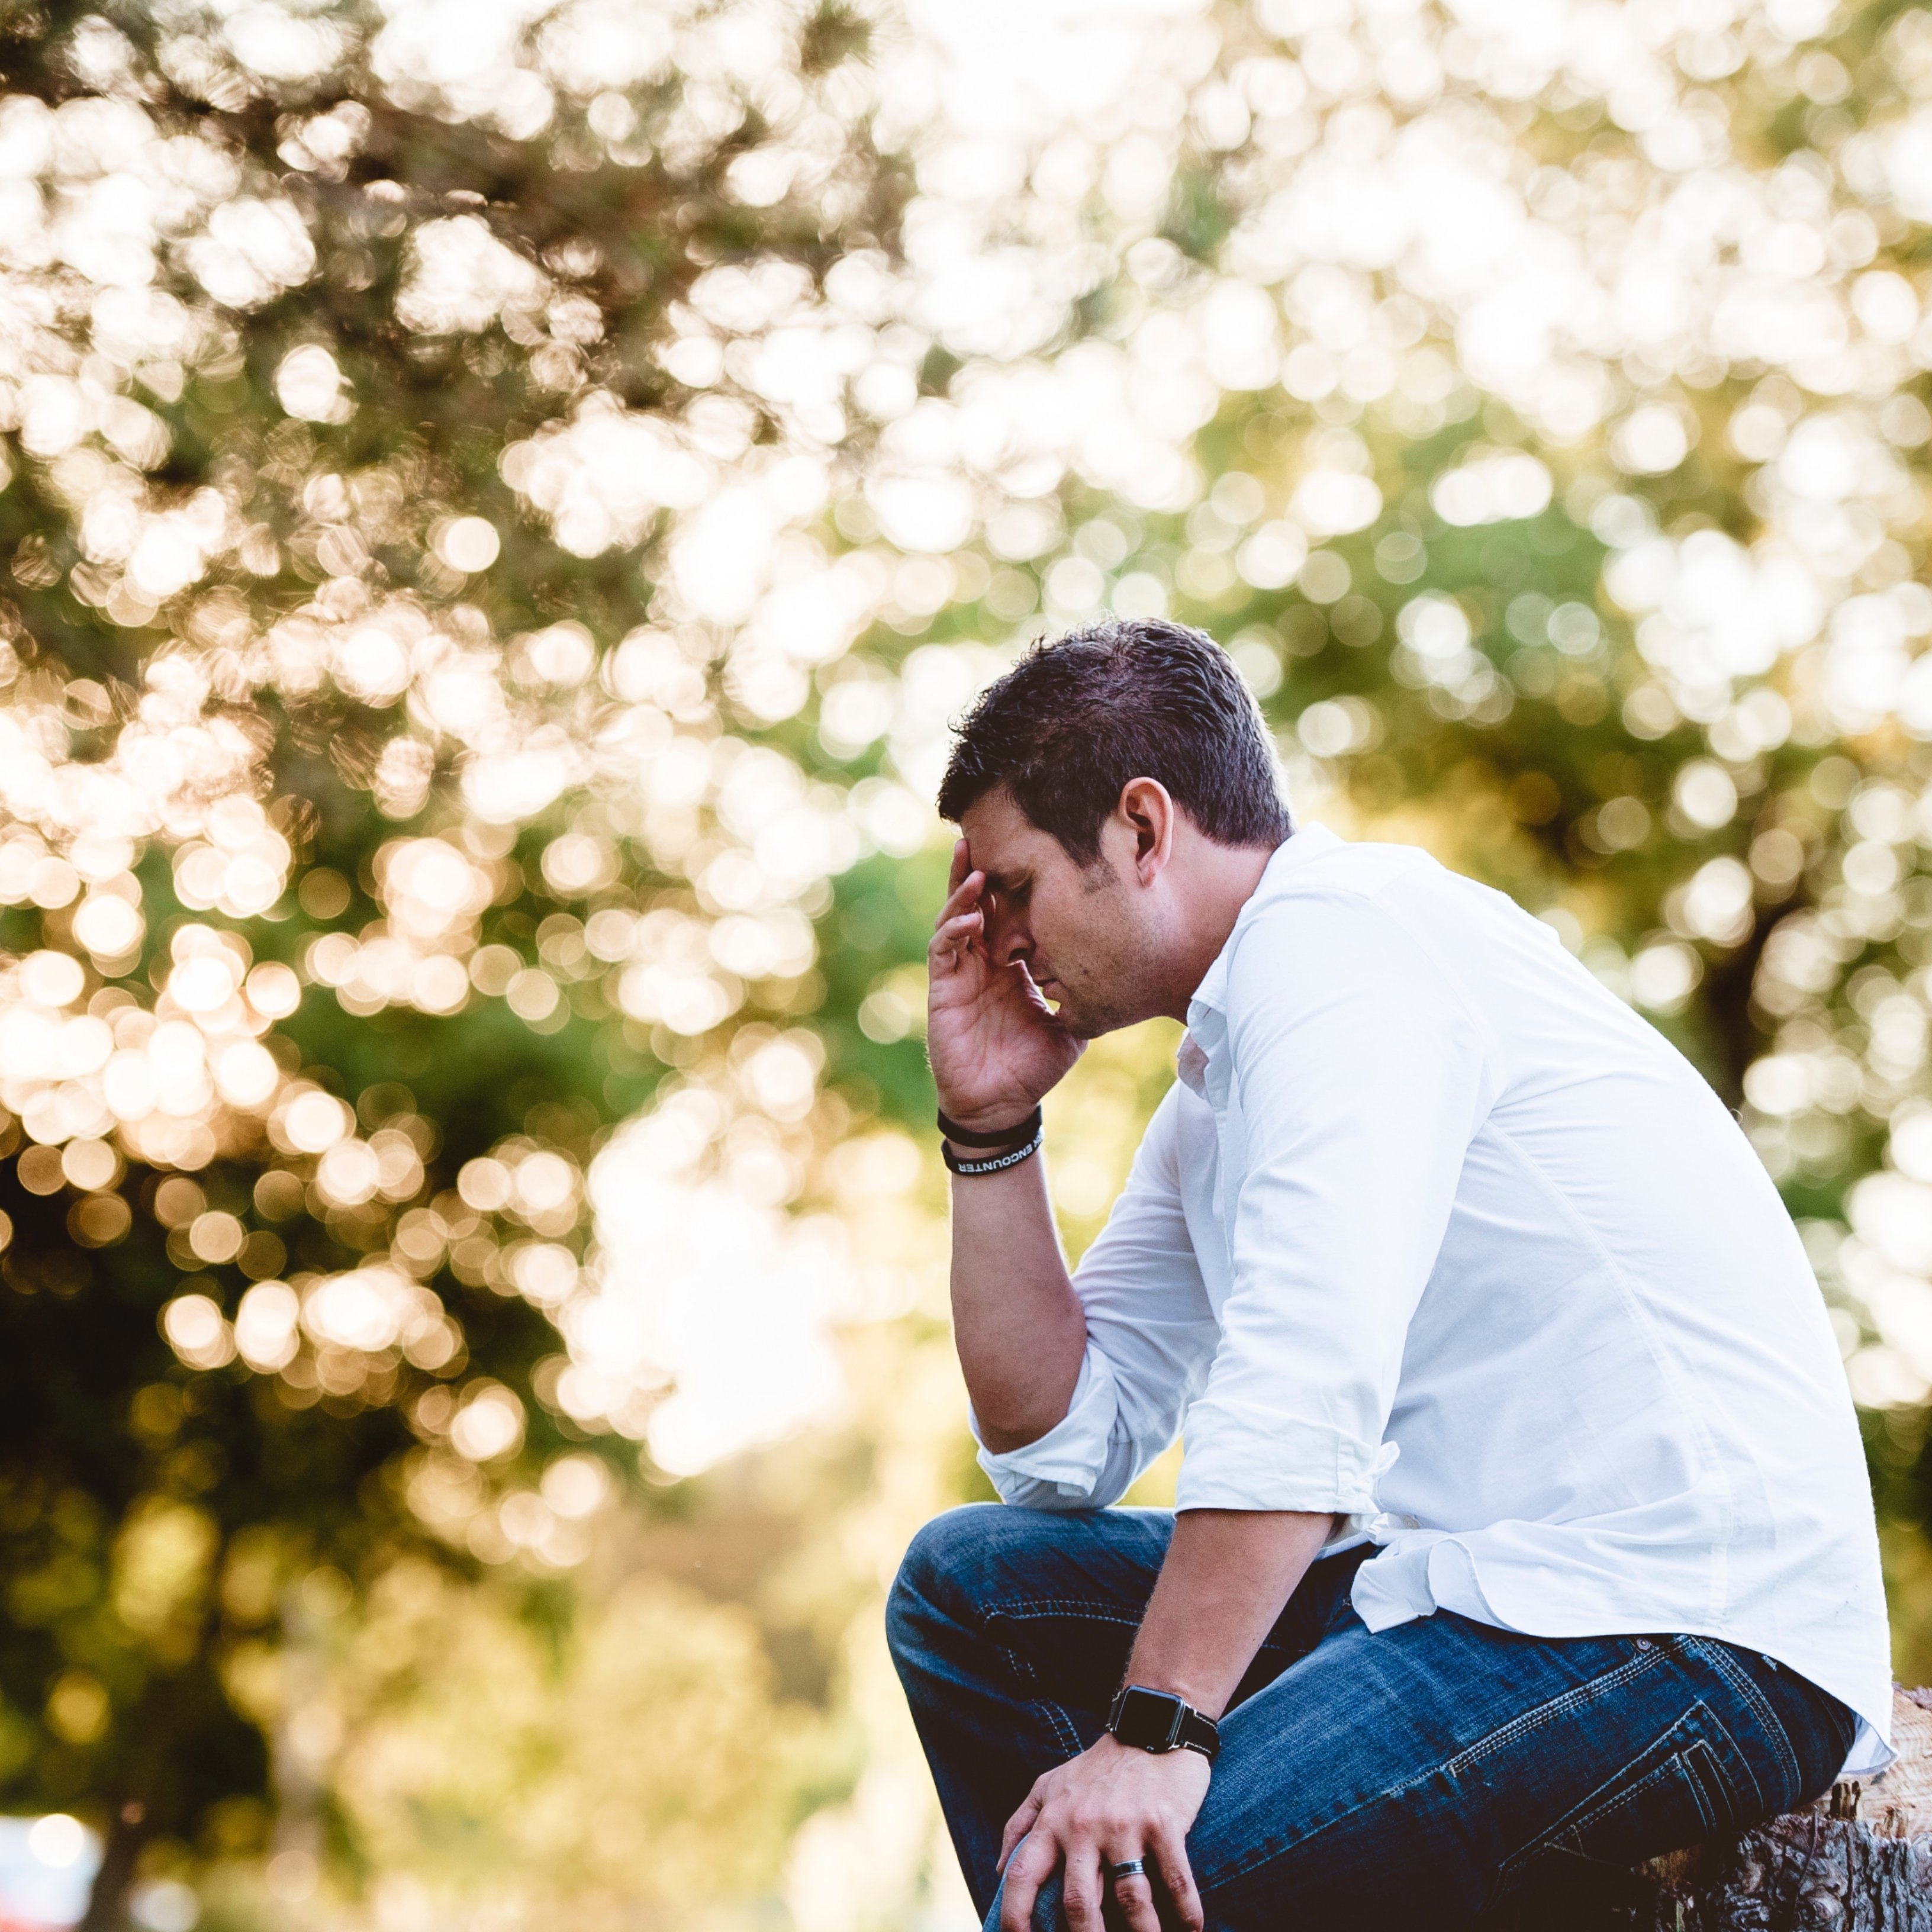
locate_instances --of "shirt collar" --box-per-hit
[1182,823,1337,1028]
[1174,819,1344,1089]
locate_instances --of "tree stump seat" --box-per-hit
[1511,1687,1932,1929]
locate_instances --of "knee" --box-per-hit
[886,1504,1005,1660]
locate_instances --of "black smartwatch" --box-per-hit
[1106,1684,1220,1761]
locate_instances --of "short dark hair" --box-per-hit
[936,619,1293,864]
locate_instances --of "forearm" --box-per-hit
[949,1143,1087,1453]
[1123,1509,1338,1717]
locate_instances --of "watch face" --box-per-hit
[1112,1687,1185,1751]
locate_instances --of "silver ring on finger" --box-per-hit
[1107,1859,1147,1883]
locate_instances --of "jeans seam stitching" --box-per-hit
[986,1601,1145,1622]
[1444,1646,1661,1775]
[996,1632,1085,1761]
[1502,1752,1706,1883]
[1685,1638,1793,1805]
[984,1607,1120,1762]
[1569,1764,1689,1845]
[1683,1738,1726,1834]
[1203,1650,1668,1889]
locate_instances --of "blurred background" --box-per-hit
[0,0,1929,1924]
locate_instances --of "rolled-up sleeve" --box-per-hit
[1175,891,1495,1518]
[974,1087,1219,1511]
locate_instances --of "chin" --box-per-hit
[1057,999,1123,1042]
[1038,973,1133,1041]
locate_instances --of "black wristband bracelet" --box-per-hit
[941,1125,1044,1177]
[936,1105,1042,1149]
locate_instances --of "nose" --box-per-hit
[982,893,1032,968]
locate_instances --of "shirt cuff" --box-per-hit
[971,1344,1120,1502]
[1176,1407,1387,1516]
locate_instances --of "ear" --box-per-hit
[1116,778,1176,886]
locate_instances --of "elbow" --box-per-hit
[969,1336,1089,1454]
[968,1360,1083,1454]
[974,1405,1067,1456]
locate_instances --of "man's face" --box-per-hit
[957,788,1163,1039]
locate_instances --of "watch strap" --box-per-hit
[1174,1705,1220,1759]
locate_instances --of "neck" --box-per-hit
[1158,835,1283,1023]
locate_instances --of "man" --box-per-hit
[886,619,1891,1932]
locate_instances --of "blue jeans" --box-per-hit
[886,1506,1854,1931]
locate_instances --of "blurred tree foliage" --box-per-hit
[0,0,909,1922]
[2,0,1932,1925]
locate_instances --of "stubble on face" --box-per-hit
[960,787,1167,1040]
[1037,854,1162,1041]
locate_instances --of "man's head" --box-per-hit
[936,620,1292,1036]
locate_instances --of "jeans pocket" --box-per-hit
[1498,1704,1743,1894]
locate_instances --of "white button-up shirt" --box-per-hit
[975,825,1892,1772]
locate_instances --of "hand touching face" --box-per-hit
[949,788,1164,1044]
[926,836,1084,1134]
